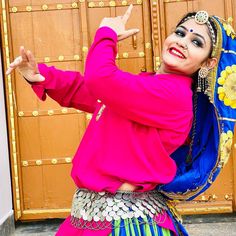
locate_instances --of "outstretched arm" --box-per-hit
[35,64,97,113]
[6,47,97,113]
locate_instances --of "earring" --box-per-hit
[197,67,209,92]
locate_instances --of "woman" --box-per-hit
[6,6,236,236]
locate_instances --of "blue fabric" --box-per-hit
[166,210,189,236]
[110,217,177,236]
[158,16,236,201]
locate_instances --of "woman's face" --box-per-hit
[159,19,213,76]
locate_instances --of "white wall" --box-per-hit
[0,50,13,224]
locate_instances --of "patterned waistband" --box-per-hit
[70,188,169,230]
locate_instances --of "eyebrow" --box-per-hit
[178,25,206,44]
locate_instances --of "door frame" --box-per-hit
[0,0,23,220]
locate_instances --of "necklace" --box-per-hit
[186,91,198,164]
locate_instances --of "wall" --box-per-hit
[0,48,14,234]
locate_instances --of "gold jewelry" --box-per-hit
[182,11,216,47]
[197,67,209,92]
[195,11,209,24]
[199,67,209,78]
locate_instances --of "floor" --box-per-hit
[14,219,61,236]
[14,213,236,236]
[183,213,236,236]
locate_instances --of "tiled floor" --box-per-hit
[14,213,236,236]
[14,219,62,236]
[184,213,236,236]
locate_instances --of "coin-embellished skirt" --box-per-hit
[56,189,188,236]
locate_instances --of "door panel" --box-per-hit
[2,0,153,220]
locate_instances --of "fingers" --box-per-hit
[6,56,23,75]
[5,46,42,82]
[34,74,45,82]
[6,67,13,75]
[122,4,133,25]
[6,46,29,75]
[20,46,28,62]
[26,50,38,72]
[118,28,139,41]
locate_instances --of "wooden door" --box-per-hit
[1,0,236,221]
[0,0,153,220]
[151,0,236,215]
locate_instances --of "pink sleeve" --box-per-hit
[85,27,193,128]
[31,64,97,113]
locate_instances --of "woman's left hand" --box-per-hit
[99,4,139,41]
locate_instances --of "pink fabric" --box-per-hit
[154,212,177,233]
[32,27,194,235]
[34,27,193,193]
[56,216,112,236]
[33,64,97,113]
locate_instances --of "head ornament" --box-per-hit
[158,11,236,201]
[195,10,209,24]
[181,10,216,49]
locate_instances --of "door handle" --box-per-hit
[132,34,137,49]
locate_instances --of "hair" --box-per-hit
[176,12,218,58]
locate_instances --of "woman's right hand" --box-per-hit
[6,46,45,83]
[99,4,139,41]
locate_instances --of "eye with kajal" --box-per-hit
[174,29,185,37]
[192,38,203,48]
[174,27,204,48]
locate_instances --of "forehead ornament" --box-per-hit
[195,11,209,24]
[181,10,216,47]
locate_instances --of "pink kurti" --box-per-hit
[32,27,193,235]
